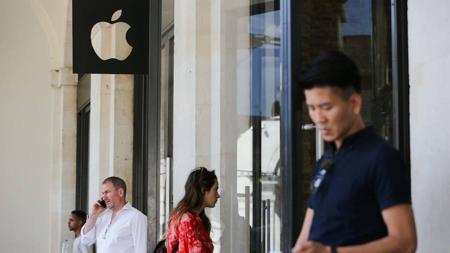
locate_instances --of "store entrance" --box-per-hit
[151,1,402,252]
[297,0,400,239]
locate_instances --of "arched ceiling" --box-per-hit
[30,0,71,69]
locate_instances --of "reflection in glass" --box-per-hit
[236,3,282,253]
[299,0,394,224]
[164,0,395,252]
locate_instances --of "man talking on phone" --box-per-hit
[81,176,147,253]
[292,51,417,253]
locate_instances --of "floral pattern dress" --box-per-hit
[166,212,214,253]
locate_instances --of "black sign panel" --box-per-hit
[73,0,149,74]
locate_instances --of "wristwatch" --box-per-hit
[331,246,337,253]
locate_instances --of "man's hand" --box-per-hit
[292,209,315,253]
[91,199,106,216]
[82,199,106,235]
[292,241,331,253]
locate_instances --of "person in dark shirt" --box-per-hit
[292,51,417,253]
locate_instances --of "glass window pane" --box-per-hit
[168,1,283,252]
[299,0,394,219]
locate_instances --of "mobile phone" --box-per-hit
[98,199,107,208]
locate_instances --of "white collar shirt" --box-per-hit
[72,236,92,253]
[81,202,147,253]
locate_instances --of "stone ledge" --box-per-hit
[51,67,78,88]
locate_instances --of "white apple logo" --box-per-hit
[90,10,133,61]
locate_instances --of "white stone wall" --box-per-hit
[0,2,134,253]
[409,1,450,252]
[0,1,53,252]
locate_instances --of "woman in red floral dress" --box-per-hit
[166,167,220,253]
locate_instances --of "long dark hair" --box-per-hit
[171,167,217,232]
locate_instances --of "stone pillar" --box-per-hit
[173,0,198,202]
[89,74,134,205]
[409,1,450,252]
[111,75,134,195]
[50,67,78,253]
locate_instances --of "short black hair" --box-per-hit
[103,176,127,198]
[71,210,87,225]
[299,51,361,97]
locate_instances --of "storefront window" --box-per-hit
[157,0,398,252]
[158,1,285,252]
[299,0,395,219]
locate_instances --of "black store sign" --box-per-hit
[73,0,149,74]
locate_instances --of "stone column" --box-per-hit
[89,74,134,205]
[49,67,78,253]
[173,0,198,201]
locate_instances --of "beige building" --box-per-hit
[0,0,449,252]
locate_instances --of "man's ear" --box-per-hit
[350,93,362,115]
[118,188,124,197]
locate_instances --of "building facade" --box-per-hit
[0,0,448,252]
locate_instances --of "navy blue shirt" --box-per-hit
[308,127,411,246]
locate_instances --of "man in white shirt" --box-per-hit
[67,210,93,253]
[81,176,147,253]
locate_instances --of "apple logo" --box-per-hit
[90,10,133,61]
